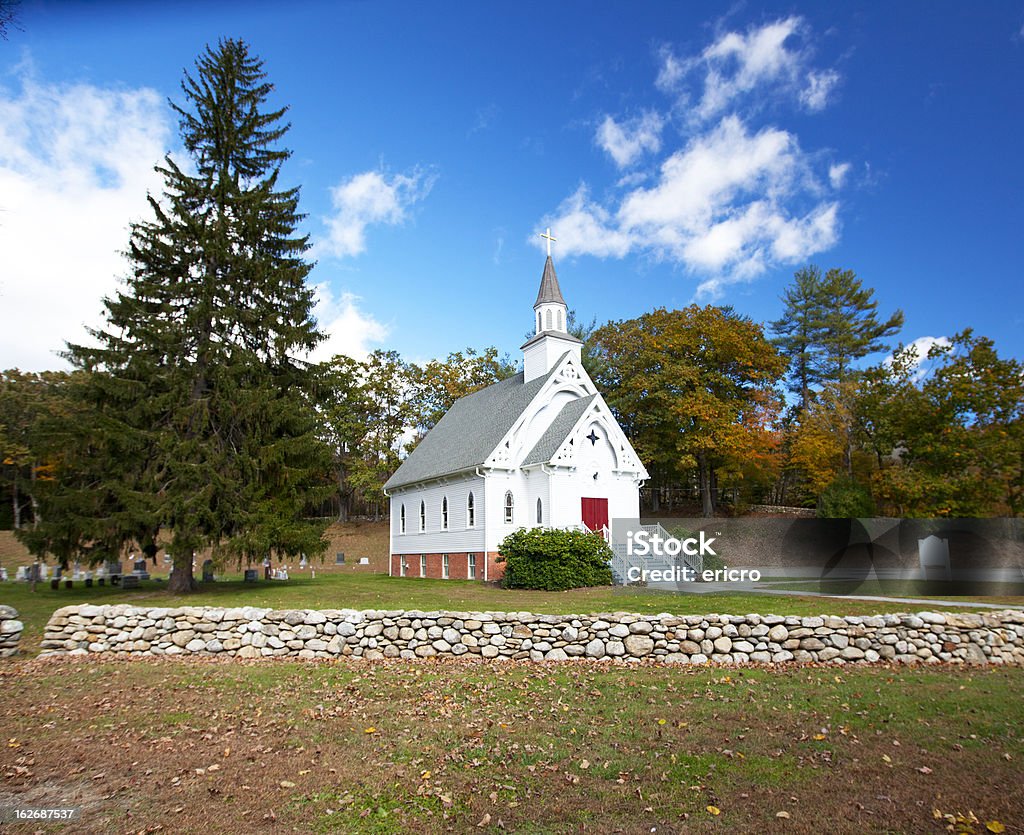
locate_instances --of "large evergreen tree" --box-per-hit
[53,39,331,592]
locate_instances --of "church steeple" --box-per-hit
[533,231,568,335]
[522,229,582,382]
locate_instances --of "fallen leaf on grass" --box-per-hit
[986,822,1005,833]
[776,811,790,819]
[364,727,377,734]
[477,813,491,827]
[916,766,932,775]
[706,805,721,816]
[280,780,295,788]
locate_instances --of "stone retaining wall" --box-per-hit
[38,605,1024,666]
[0,606,23,657]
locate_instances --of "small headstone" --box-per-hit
[97,577,105,586]
[64,579,73,589]
[243,569,258,583]
[107,561,123,578]
[84,577,93,588]
[15,566,27,582]
[50,578,60,590]
[0,567,7,581]
[335,552,345,565]
[358,557,369,565]
[202,559,215,582]
[121,575,140,590]
[131,560,150,580]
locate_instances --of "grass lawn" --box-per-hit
[0,657,1021,833]
[4,572,1023,656]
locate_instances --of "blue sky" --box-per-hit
[1,1,1022,372]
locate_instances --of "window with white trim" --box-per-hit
[441,496,449,530]
[504,491,514,524]
[545,309,552,330]
[468,553,477,579]
[419,500,425,532]
[442,553,449,579]
[467,492,475,528]
[536,497,543,524]
[400,504,406,534]
[400,556,408,577]
[420,554,426,577]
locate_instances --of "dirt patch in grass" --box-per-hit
[0,657,1021,834]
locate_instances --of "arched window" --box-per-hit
[467,492,475,528]
[441,496,449,530]
[557,309,563,331]
[536,497,543,524]
[400,504,406,534]
[504,491,514,524]
[537,311,542,333]
[419,500,425,532]
[545,309,552,330]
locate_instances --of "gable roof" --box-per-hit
[533,256,566,307]
[384,360,565,490]
[521,394,598,466]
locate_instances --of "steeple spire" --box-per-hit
[534,255,567,308]
[522,243,582,382]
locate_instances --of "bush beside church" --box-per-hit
[498,528,613,591]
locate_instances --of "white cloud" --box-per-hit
[695,17,804,120]
[0,72,173,371]
[828,162,851,188]
[885,336,952,382]
[314,168,435,259]
[538,18,845,297]
[655,45,686,92]
[801,69,840,111]
[541,116,839,296]
[657,18,840,122]
[308,284,389,362]
[538,186,631,259]
[595,111,663,168]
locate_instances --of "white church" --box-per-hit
[384,239,649,581]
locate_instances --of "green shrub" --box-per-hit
[817,477,875,518]
[497,528,613,591]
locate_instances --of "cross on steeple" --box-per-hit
[540,227,556,257]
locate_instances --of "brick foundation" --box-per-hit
[390,551,505,582]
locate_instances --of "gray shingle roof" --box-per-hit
[534,256,567,307]
[384,360,567,490]
[522,394,598,466]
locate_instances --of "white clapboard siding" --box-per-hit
[390,474,486,555]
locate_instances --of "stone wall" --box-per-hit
[0,606,23,657]
[37,605,1024,666]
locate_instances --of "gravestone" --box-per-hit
[132,560,150,581]
[335,552,345,565]
[202,560,215,582]
[84,577,93,588]
[243,569,258,583]
[50,578,60,590]
[64,579,73,589]
[919,535,951,581]
[121,574,140,589]
[358,557,370,565]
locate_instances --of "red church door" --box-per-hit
[581,497,609,532]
